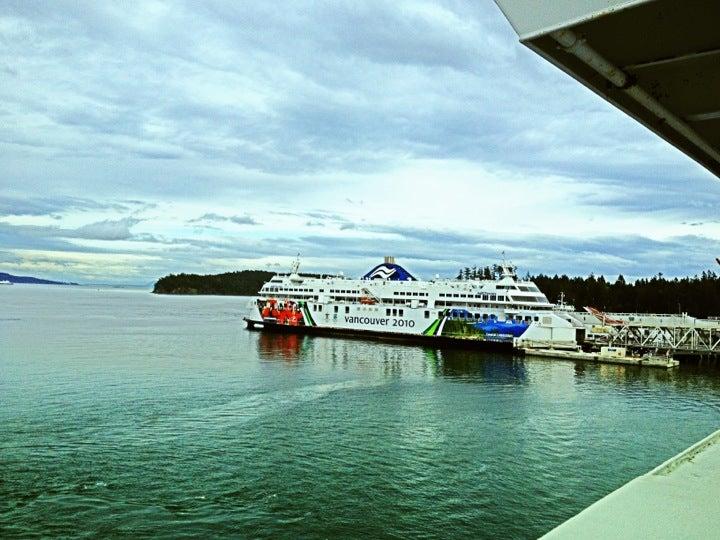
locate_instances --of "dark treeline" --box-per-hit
[456,266,500,280]
[457,266,720,318]
[153,270,275,296]
[153,270,325,296]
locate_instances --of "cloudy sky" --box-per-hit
[2,1,719,285]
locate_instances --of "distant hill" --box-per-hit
[153,270,275,296]
[0,272,77,285]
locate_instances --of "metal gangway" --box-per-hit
[566,311,720,357]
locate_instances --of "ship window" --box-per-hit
[392,309,397,316]
[399,309,404,316]
[386,308,391,316]
[318,305,322,312]
[453,294,458,298]
[334,306,338,313]
[424,311,429,318]
[345,306,350,314]
[534,316,539,321]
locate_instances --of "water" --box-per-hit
[2,286,719,539]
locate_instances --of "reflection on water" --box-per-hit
[432,348,528,383]
[254,331,531,381]
[257,331,304,362]
[253,330,720,399]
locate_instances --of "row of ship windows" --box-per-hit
[268,293,550,310]
[439,292,505,300]
[435,301,551,310]
[310,304,408,316]
[266,287,325,293]
[264,288,543,303]
[495,285,541,292]
[451,313,541,322]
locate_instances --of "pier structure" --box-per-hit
[566,311,720,358]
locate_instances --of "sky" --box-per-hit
[2,0,720,285]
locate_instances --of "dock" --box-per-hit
[541,428,720,539]
[563,311,720,359]
[522,348,679,369]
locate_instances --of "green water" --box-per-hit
[2,286,719,538]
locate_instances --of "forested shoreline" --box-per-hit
[153,266,720,318]
[458,265,720,318]
[153,270,274,296]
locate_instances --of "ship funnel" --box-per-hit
[384,256,395,264]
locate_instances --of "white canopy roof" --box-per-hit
[495,0,720,178]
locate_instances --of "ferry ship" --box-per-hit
[245,257,577,349]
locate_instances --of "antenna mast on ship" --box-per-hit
[499,251,517,279]
[290,253,301,274]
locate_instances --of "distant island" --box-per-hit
[0,272,77,285]
[153,270,274,296]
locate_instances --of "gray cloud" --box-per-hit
[188,213,259,226]
[2,0,713,201]
[0,217,142,245]
[0,196,132,217]
[71,217,141,240]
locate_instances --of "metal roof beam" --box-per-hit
[551,28,720,167]
[624,47,720,71]
[495,0,720,178]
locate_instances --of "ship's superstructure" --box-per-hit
[248,257,576,348]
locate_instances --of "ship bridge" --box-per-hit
[495,0,720,178]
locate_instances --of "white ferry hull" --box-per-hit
[246,300,576,349]
[244,316,516,349]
